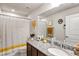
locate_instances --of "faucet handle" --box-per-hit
[53,41,61,47]
[62,44,74,51]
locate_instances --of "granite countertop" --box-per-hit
[27,39,75,56]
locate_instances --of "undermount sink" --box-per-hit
[48,48,70,56]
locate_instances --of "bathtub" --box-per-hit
[0,45,26,56]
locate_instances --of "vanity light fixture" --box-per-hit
[32,20,36,29]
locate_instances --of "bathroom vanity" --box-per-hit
[27,42,46,56]
[27,39,54,56]
[26,39,75,56]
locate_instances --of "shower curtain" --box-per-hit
[0,14,30,56]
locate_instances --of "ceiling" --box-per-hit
[0,3,79,18]
[0,3,44,16]
[39,3,79,18]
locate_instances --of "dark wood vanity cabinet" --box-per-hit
[38,50,46,56]
[31,46,38,56]
[27,43,32,56]
[27,43,46,56]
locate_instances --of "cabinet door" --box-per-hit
[38,50,46,56]
[31,46,37,56]
[27,43,31,56]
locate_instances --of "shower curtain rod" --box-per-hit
[0,13,32,20]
